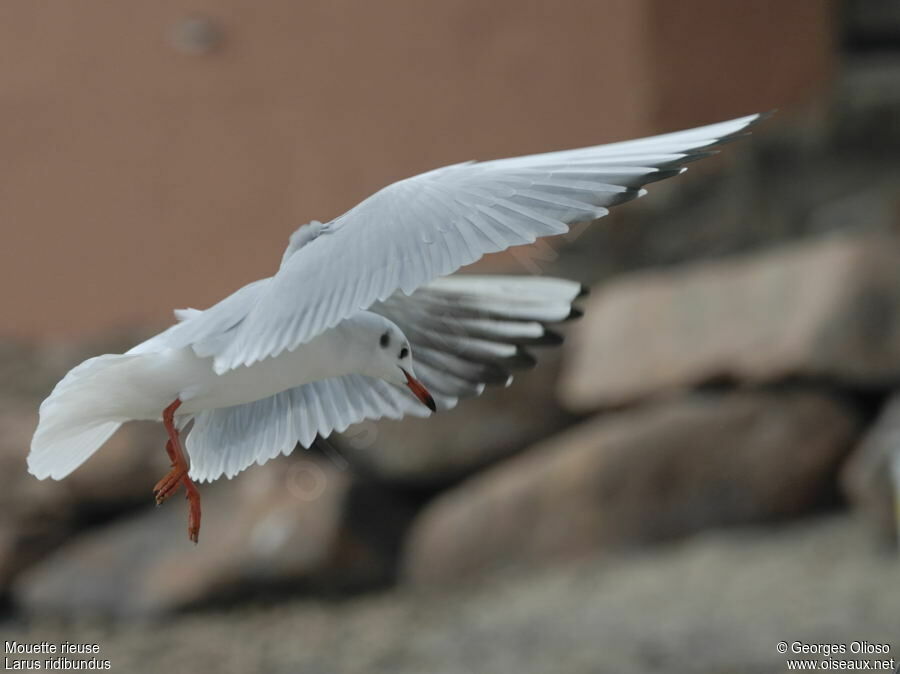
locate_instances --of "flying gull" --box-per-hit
[29,112,767,542]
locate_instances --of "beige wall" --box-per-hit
[0,1,833,339]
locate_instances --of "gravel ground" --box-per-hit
[4,513,900,674]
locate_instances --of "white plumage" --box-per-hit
[29,113,765,489]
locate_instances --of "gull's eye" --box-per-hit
[399,346,409,359]
[380,332,390,348]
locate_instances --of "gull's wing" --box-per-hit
[201,113,767,373]
[184,275,584,481]
[370,274,584,409]
[186,373,427,482]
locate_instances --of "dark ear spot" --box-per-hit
[380,332,390,348]
[399,346,409,359]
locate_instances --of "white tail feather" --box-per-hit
[28,354,146,480]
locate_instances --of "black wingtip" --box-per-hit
[535,329,564,346]
[678,149,720,164]
[715,131,754,147]
[606,188,642,207]
[706,112,773,149]
[643,167,685,185]
[754,109,778,125]
[480,364,514,386]
[565,307,584,321]
[511,347,538,369]
[577,284,591,298]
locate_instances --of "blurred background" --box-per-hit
[2,0,900,672]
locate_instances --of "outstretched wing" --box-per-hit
[186,374,427,482]
[371,274,583,408]
[206,113,766,373]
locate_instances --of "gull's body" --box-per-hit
[120,312,396,418]
[28,112,767,541]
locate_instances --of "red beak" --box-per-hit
[402,369,436,412]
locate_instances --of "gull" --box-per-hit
[28,112,767,542]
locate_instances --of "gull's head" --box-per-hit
[355,314,436,413]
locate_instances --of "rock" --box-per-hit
[403,391,859,585]
[840,393,900,541]
[14,456,412,618]
[558,233,900,411]
[336,349,577,485]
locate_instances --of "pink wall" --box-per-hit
[0,1,833,339]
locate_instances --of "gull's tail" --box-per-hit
[28,353,148,480]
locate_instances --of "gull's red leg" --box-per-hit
[152,399,202,543]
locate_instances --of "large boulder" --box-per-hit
[14,456,413,618]
[403,391,860,585]
[559,233,900,411]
